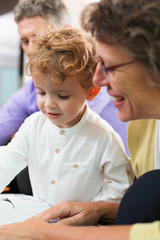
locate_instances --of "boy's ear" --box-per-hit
[86,86,101,101]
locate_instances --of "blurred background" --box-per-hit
[0,0,97,107]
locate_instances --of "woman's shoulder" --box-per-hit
[128,119,157,177]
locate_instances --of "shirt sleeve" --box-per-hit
[0,117,31,192]
[93,130,135,203]
[0,80,38,145]
[130,221,160,240]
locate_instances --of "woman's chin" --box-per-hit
[118,111,132,122]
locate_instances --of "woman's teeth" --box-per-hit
[111,96,124,102]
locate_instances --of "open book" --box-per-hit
[0,194,51,225]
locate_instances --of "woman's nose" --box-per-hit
[93,62,110,87]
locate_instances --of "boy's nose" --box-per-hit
[45,96,57,109]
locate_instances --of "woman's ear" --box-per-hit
[86,86,101,101]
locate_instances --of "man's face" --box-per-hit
[18,16,48,54]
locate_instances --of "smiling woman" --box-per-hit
[92,42,158,122]
[80,0,160,237]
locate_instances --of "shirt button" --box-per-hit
[73,164,78,168]
[60,130,65,134]
[55,148,60,153]
[50,180,55,184]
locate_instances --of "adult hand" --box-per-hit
[0,218,131,240]
[33,201,119,226]
[0,219,50,240]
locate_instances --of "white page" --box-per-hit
[0,194,52,225]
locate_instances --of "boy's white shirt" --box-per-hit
[0,106,134,205]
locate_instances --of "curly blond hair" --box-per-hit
[26,27,97,90]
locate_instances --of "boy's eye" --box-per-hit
[58,95,69,100]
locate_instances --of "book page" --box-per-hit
[0,194,51,225]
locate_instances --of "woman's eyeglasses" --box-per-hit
[101,60,136,82]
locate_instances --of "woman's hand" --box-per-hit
[0,218,131,240]
[0,219,50,240]
[33,201,119,226]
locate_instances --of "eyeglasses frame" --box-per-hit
[102,60,136,76]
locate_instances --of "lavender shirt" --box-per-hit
[0,80,129,155]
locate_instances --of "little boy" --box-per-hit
[0,28,134,205]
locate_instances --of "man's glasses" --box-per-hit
[101,60,136,82]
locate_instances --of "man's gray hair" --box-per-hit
[14,0,70,26]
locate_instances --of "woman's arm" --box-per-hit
[0,218,131,240]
